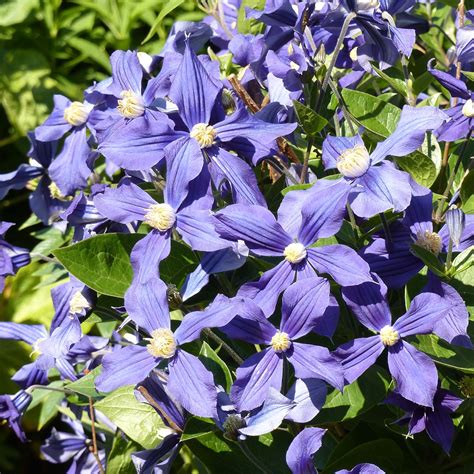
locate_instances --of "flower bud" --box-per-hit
[446,207,465,247]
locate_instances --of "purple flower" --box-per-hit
[386,387,463,453]
[217,278,343,411]
[0,221,30,292]
[336,282,451,407]
[318,105,447,217]
[286,427,326,474]
[215,191,372,315]
[0,390,32,442]
[429,65,474,142]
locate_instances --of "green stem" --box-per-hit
[238,442,271,474]
[346,203,360,246]
[203,328,244,365]
[379,213,392,242]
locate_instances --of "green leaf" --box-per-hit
[159,241,199,287]
[28,381,65,430]
[341,89,401,138]
[65,366,103,399]
[450,248,474,314]
[410,244,446,277]
[293,100,328,136]
[66,37,112,72]
[372,65,408,98]
[95,385,166,449]
[237,0,266,34]
[199,342,233,391]
[107,435,140,474]
[281,183,313,196]
[53,233,144,297]
[142,0,186,44]
[315,366,390,423]
[413,334,474,373]
[0,0,38,26]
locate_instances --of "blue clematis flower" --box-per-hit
[0,390,32,442]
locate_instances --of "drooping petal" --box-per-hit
[35,95,72,141]
[0,322,47,345]
[280,277,331,339]
[298,180,352,245]
[289,343,344,390]
[393,292,448,337]
[95,345,157,393]
[429,67,471,100]
[286,427,326,474]
[94,178,155,223]
[349,163,412,217]
[231,349,283,412]
[341,280,391,332]
[387,341,438,408]
[165,137,204,211]
[335,336,385,384]
[237,260,296,316]
[240,388,295,436]
[425,410,456,454]
[214,204,292,256]
[208,146,266,206]
[0,164,43,200]
[307,245,373,287]
[369,106,448,165]
[285,378,327,423]
[37,316,82,361]
[168,350,217,418]
[131,435,180,474]
[169,43,222,130]
[48,126,93,196]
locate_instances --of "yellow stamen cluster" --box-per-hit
[63,101,89,126]
[270,331,291,353]
[49,182,70,201]
[117,90,145,118]
[146,328,177,358]
[283,242,307,264]
[379,325,399,346]
[414,230,442,255]
[190,123,217,148]
[461,99,474,118]
[69,291,90,314]
[144,203,176,231]
[336,146,371,178]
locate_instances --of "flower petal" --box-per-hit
[286,427,326,474]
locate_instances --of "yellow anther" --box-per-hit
[146,328,177,358]
[462,99,474,118]
[283,242,307,264]
[69,291,90,314]
[64,101,89,126]
[336,145,370,178]
[117,90,145,118]
[144,203,176,231]
[190,123,217,148]
[379,325,399,346]
[414,230,442,256]
[271,331,291,352]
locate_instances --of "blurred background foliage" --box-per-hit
[0,1,202,471]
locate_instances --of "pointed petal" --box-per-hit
[289,342,344,390]
[280,277,331,339]
[109,50,143,96]
[388,341,438,408]
[370,106,448,164]
[95,345,156,393]
[214,204,291,256]
[237,261,295,316]
[426,410,456,454]
[341,281,391,332]
[429,67,470,100]
[208,146,266,206]
[168,350,217,418]
[286,427,326,474]
[94,178,155,224]
[307,245,373,287]
[231,349,283,411]
[169,43,222,129]
[335,336,384,384]
[0,164,43,200]
[0,322,47,345]
[35,95,72,141]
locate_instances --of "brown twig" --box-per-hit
[88,397,105,474]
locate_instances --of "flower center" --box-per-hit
[63,101,89,126]
[190,123,217,148]
[283,242,307,264]
[355,0,380,10]
[271,331,291,352]
[144,203,176,231]
[414,230,442,255]
[69,291,90,314]
[336,145,371,178]
[462,99,474,118]
[48,181,70,201]
[117,90,145,118]
[146,328,177,358]
[379,325,399,346]
[30,337,47,357]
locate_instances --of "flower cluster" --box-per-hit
[0,1,473,473]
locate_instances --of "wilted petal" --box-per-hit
[95,345,156,392]
[286,427,326,474]
[387,341,438,408]
[168,350,217,418]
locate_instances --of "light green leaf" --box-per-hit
[53,233,144,297]
[107,435,140,474]
[281,183,313,196]
[237,0,265,34]
[142,0,186,44]
[341,89,401,138]
[95,385,166,449]
[28,381,65,430]
[315,366,390,423]
[199,342,233,391]
[65,366,103,399]
[160,241,199,287]
[410,244,445,277]
[414,334,474,373]
[293,100,328,136]
[66,37,111,72]
[372,65,408,98]
[0,0,38,26]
